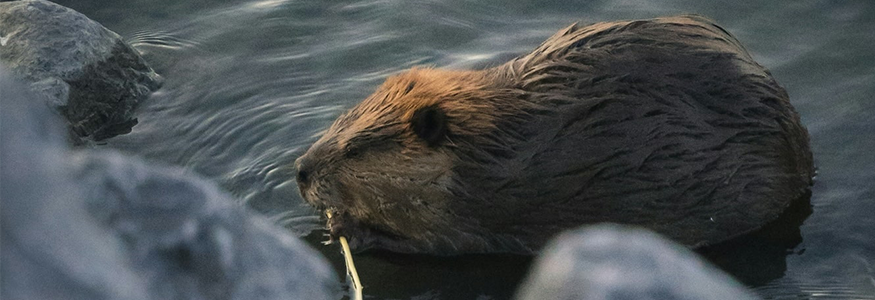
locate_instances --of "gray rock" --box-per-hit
[1,68,338,300]
[515,224,760,300]
[1,65,147,300]
[0,0,162,143]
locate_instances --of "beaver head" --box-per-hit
[295,68,546,253]
[295,15,813,255]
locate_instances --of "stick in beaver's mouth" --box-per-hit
[326,209,363,300]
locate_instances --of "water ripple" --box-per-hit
[128,30,202,50]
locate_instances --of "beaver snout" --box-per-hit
[294,154,344,210]
[294,155,314,187]
[295,154,325,209]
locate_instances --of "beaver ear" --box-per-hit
[410,105,448,147]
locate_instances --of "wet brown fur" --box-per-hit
[296,15,814,255]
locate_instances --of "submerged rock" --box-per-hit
[0,68,337,300]
[0,0,162,143]
[515,224,760,300]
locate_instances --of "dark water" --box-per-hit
[55,0,875,299]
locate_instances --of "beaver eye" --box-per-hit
[345,147,362,158]
[410,105,448,147]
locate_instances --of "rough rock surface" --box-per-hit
[0,0,162,143]
[0,68,338,300]
[515,224,760,300]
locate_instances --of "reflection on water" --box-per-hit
[700,193,812,287]
[55,0,875,298]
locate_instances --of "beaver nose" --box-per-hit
[295,155,314,186]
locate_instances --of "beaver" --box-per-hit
[295,15,814,255]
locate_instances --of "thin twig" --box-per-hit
[339,236,363,300]
[326,210,363,300]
